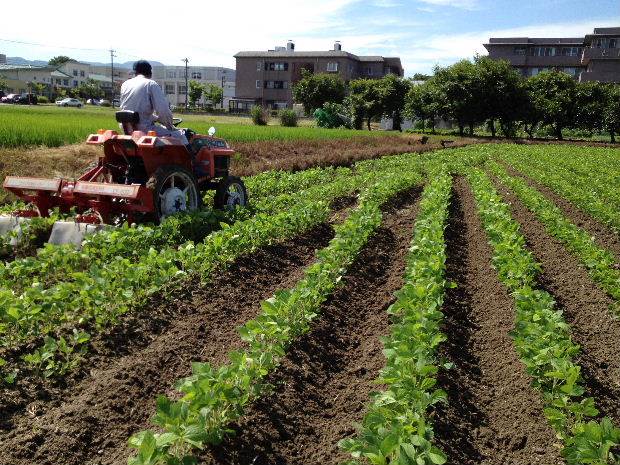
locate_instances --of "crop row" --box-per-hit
[340,168,452,465]
[126,160,425,465]
[497,146,620,232]
[0,154,422,381]
[488,161,620,310]
[0,165,354,296]
[468,168,620,464]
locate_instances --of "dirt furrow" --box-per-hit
[501,162,620,260]
[198,188,421,465]
[0,223,336,465]
[432,177,564,465]
[490,176,620,425]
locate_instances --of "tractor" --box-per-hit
[0,111,248,245]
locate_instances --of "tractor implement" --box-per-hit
[1,111,248,248]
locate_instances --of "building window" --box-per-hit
[514,47,527,55]
[563,67,581,78]
[56,78,61,84]
[73,80,78,87]
[256,80,261,89]
[165,83,175,94]
[365,66,372,75]
[530,67,549,77]
[264,80,287,89]
[80,70,85,77]
[63,79,69,86]
[73,69,78,76]
[531,47,556,57]
[326,62,338,72]
[264,62,289,71]
[166,70,176,78]
[561,47,582,57]
[595,38,618,49]
[257,61,262,71]
[191,71,202,79]
[178,85,187,94]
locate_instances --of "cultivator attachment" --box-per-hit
[47,221,107,246]
[0,216,32,246]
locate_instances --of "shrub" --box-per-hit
[250,105,268,126]
[37,96,49,104]
[100,101,111,107]
[279,109,298,127]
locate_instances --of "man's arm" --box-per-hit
[149,82,174,129]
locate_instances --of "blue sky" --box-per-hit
[1,0,618,75]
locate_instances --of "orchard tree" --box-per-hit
[404,80,441,133]
[204,83,224,109]
[188,80,204,107]
[433,60,483,136]
[575,81,609,134]
[292,69,346,115]
[475,56,527,138]
[604,85,620,143]
[379,74,411,131]
[528,70,577,140]
[348,78,384,130]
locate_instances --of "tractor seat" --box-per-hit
[115,111,140,135]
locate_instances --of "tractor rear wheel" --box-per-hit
[148,165,202,222]
[214,176,248,210]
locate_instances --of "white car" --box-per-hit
[56,98,82,108]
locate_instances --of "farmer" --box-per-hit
[120,60,187,143]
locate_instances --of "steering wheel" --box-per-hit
[172,117,183,127]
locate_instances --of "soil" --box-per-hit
[431,177,564,465]
[0,223,336,465]
[231,136,475,176]
[199,188,421,465]
[501,162,620,260]
[490,176,620,425]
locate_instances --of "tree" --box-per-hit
[379,74,411,131]
[475,56,527,138]
[412,73,431,81]
[603,85,620,143]
[292,70,346,115]
[74,79,104,99]
[0,75,7,92]
[404,80,441,133]
[575,81,609,135]
[348,79,384,130]
[48,56,73,68]
[188,80,203,107]
[527,70,577,140]
[203,83,224,109]
[433,60,483,136]
[31,82,46,96]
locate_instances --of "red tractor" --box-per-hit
[1,111,248,245]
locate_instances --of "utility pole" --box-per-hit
[110,49,116,107]
[182,58,189,110]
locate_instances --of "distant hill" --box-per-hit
[6,57,165,68]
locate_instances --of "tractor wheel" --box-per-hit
[214,176,248,210]
[148,165,202,222]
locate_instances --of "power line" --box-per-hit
[0,37,144,60]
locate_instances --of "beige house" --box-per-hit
[58,60,92,88]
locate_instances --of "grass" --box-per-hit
[0,105,388,148]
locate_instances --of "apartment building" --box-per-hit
[233,41,404,110]
[0,64,73,97]
[484,27,620,82]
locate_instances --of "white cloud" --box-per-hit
[418,0,479,10]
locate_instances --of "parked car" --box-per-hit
[87,98,100,105]
[15,93,38,105]
[56,98,82,108]
[1,93,18,103]
[98,99,111,106]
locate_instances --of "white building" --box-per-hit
[151,65,235,108]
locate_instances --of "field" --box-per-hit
[0,105,391,147]
[0,136,619,465]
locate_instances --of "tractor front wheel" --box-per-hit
[214,176,248,210]
[148,165,202,222]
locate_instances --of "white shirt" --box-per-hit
[120,75,173,131]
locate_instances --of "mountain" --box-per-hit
[6,57,165,68]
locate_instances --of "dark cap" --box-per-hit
[133,60,152,77]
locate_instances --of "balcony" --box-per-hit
[525,55,582,67]
[582,47,620,65]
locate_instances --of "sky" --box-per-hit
[1,0,619,76]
